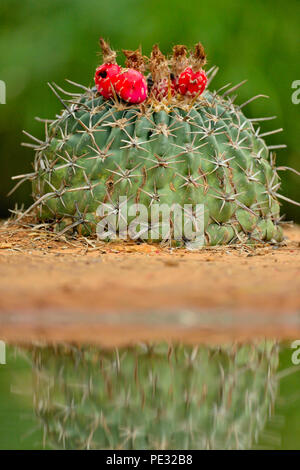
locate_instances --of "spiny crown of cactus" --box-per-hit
[26,341,279,450]
[14,39,299,245]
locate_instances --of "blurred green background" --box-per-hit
[0,0,299,221]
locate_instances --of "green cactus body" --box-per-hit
[20,39,288,245]
[27,342,278,450]
[28,87,283,245]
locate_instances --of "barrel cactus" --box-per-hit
[16,39,295,245]
[26,341,278,450]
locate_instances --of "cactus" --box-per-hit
[15,40,298,245]
[26,341,279,450]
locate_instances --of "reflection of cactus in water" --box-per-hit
[28,342,278,449]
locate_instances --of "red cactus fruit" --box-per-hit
[177,67,207,97]
[151,76,176,100]
[115,69,148,104]
[94,63,121,99]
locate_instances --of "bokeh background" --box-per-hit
[0,0,299,221]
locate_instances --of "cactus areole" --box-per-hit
[18,39,293,246]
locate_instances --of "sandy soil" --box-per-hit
[0,219,299,346]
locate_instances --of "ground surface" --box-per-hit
[0,219,299,346]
